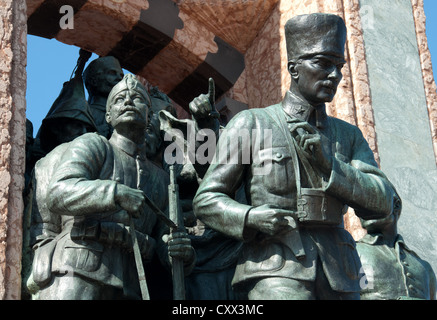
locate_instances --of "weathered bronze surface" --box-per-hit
[83,56,124,139]
[357,195,436,300]
[147,80,243,300]
[193,13,398,300]
[26,74,195,300]
[23,12,435,301]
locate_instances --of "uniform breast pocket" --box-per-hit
[254,147,293,194]
[62,240,104,272]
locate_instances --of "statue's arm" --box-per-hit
[325,124,396,219]
[193,112,255,241]
[47,134,118,216]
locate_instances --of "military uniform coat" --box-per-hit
[41,132,170,299]
[357,234,436,300]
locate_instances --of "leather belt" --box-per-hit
[70,219,155,260]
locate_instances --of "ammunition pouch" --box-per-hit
[297,188,346,225]
[70,219,156,261]
[31,238,57,288]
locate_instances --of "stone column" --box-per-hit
[360,0,437,274]
[0,0,27,300]
[411,0,437,164]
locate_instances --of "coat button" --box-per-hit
[276,153,282,159]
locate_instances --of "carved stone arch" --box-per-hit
[26,0,280,109]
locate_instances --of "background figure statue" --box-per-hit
[27,74,195,300]
[32,50,97,161]
[145,86,178,166]
[83,55,124,139]
[193,13,398,300]
[21,118,36,299]
[24,119,35,193]
[357,191,436,300]
[36,75,97,156]
[146,81,243,299]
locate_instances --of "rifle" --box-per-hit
[130,160,178,300]
[131,164,185,300]
[168,165,186,300]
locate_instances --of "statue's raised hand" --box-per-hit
[189,78,219,120]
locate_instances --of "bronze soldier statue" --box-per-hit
[193,13,398,300]
[32,49,97,161]
[357,192,436,300]
[146,81,243,299]
[83,56,124,139]
[27,74,195,300]
[22,50,97,299]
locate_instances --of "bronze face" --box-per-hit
[293,54,345,105]
[107,88,148,129]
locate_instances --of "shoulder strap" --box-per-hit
[267,105,320,191]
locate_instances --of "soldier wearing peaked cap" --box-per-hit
[193,13,398,300]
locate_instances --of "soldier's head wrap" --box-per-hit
[285,13,347,61]
[106,74,151,112]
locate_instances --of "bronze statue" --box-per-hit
[83,56,124,139]
[357,192,436,300]
[32,50,97,160]
[193,13,398,300]
[173,80,243,300]
[145,86,179,166]
[147,81,243,299]
[22,50,97,299]
[27,74,195,300]
[37,76,97,155]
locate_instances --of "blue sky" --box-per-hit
[26,2,437,135]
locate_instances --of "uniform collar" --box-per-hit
[360,233,406,247]
[281,90,327,129]
[109,131,147,160]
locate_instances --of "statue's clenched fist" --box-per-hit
[115,183,146,218]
